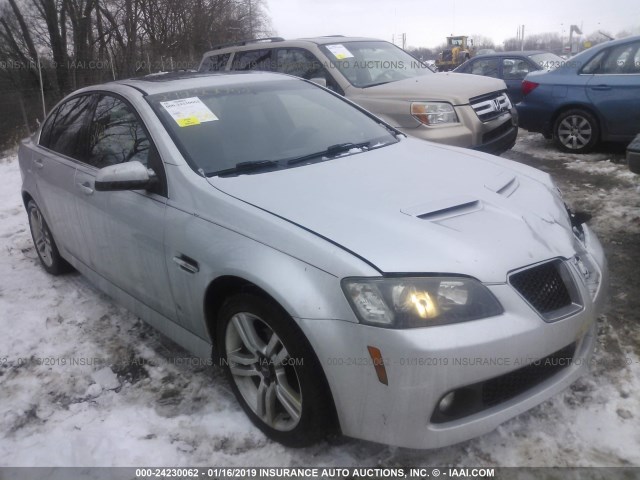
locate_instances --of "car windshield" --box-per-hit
[529,52,566,70]
[319,41,432,88]
[146,79,398,176]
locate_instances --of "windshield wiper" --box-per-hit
[287,142,371,166]
[213,160,279,177]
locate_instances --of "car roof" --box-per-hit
[297,36,381,45]
[554,34,640,67]
[201,35,389,56]
[472,51,548,59]
[83,71,300,96]
[577,34,640,54]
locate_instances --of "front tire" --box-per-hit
[27,200,71,275]
[217,293,333,446]
[553,109,599,153]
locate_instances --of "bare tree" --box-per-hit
[470,34,495,51]
[0,0,273,146]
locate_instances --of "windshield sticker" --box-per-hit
[160,97,218,127]
[326,44,355,60]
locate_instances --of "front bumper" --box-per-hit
[299,225,607,449]
[398,105,518,155]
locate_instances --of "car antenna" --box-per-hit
[18,93,32,137]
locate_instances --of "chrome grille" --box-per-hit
[470,92,512,122]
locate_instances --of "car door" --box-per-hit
[32,94,97,261]
[73,93,176,320]
[501,57,533,103]
[585,40,640,139]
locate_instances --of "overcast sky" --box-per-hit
[265,0,640,48]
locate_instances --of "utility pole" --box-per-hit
[521,25,525,51]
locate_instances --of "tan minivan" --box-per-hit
[198,36,518,154]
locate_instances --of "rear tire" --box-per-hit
[27,200,71,275]
[217,293,333,447]
[553,109,599,153]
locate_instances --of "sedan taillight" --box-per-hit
[522,80,539,96]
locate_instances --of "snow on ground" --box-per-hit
[1,143,639,467]
[511,131,617,164]
[511,132,640,236]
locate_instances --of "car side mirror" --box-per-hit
[95,161,157,192]
[310,77,327,88]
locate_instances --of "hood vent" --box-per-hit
[485,172,519,197]
[417,201,480,220]
[401,196,481,221]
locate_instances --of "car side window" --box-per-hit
[231,49,274,71]
[39,107,58,148]
[470,58,499,77]
[600,41,640,74]
[88,95,150,169]
[276,48,324,78]
[275,48,343,93]
[202,52,231,72]
[581,50,607,74]
[457,61,471,73]
[47,95,96,160]
[502,58,531,79]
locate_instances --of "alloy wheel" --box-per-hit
[225,312,302,431]
[557,114,593,150]
[29,205,54,267]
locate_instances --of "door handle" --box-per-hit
[172,255,199,274]
[590,85,611,91]
[34,159,44,169]
[76,182,94,195]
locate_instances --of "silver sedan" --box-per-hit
[19,71,607,449]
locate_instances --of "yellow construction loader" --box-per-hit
[435,36,474,71]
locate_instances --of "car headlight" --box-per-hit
[342,277,503,328]
[410,102,459,126]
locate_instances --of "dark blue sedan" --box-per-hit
[517,35,640,153]
[454,51,564,103]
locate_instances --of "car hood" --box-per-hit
[207,138,577,283]
[353,73,508,105]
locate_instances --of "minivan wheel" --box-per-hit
[27,200,71,275]
[553,109,599,153]
[218,293,332,446]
